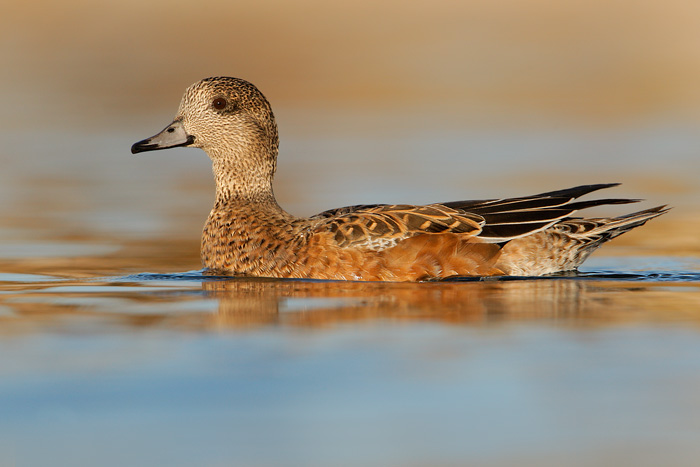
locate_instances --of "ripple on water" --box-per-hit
[119,268,700,284]
[0,243,119,259]
[0,273,60,283]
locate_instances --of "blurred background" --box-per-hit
[5,0,700,125]
[2,0,700,273]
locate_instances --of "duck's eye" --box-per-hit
[212,98,227,110]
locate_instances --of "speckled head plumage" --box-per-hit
[177,77,278,156]
[132,76,280,201]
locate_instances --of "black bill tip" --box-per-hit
[130,135,195,154]
[131,139,157,154]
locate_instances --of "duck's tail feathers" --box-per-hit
[559,205,670,243]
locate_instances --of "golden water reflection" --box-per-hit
[2,276,699,334]
[206,279,700,329]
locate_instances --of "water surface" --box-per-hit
[2,265,700,466]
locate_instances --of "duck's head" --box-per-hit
[131,77,279,177]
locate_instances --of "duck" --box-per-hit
[131,76,667,281]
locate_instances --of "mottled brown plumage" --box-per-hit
[132,77,668,281]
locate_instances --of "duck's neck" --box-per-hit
[209,147,279,208]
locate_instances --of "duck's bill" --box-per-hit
[131,120,195,154]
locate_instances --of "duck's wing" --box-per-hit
[311,204,484,250]
[312,183,642,246]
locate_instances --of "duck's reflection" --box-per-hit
[2,276,699,333]
[202,278,596,328]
